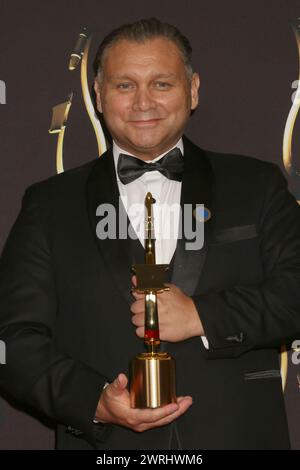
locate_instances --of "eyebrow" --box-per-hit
[108,73,178,81]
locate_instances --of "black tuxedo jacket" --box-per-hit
[0,136,300,449]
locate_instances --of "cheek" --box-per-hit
[161,93,190,116]
[103,95,129,120]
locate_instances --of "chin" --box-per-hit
[128,134,168,151]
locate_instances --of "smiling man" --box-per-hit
[93,36,199,159]
[0,18,300,450]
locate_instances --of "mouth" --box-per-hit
[129,119,162,127]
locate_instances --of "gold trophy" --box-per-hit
[129,192,177,408]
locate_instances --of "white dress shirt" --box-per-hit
[112,138,208,349]
[113,138,183,264]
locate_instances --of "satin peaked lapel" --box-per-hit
[170,136,214,296]
[86,148,133,304]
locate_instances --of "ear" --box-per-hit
[93,80,103,113]
[190,73,200,110]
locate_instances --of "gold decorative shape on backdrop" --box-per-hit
[68,30,88,71]
[280,344,288,391]
[49,28,107,175]
[48,93,73,174]
[283,18,300,186]
[281,18,300,391]
[69,28,107,158]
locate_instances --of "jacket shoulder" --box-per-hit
[23,157,99,202]
[183,136,283,177]
[204,148,283,178]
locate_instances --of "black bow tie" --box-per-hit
[117,147,184,185]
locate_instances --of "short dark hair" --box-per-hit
[93,17,193,81]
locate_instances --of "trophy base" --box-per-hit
[129,352,176,408]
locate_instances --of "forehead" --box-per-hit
[102,37,186,77]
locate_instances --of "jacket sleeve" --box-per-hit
[192,163,300,359]
[0,184,111,446]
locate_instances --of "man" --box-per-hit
[0,17,300,450]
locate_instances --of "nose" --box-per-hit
[132,86,156,112]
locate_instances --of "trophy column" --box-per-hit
[130,192,177,408]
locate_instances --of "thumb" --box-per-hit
[111,373,128,394]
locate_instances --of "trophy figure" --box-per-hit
[130,192,177,408]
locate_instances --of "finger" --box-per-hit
[150,397,193,427]
[176,396,193,404]
[117,373,128,388]
[131,275,137,287]
[134,402,180,424]
[131,290,145,299]
[130,303,145,315]
[131,314,144,327]
[110,373,128,395]
[140,397,193,429]
[136,326,144,337]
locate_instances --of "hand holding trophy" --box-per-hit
[130,192,177,408]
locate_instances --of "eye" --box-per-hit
[154,82,171,89]
[116,83,134,90]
